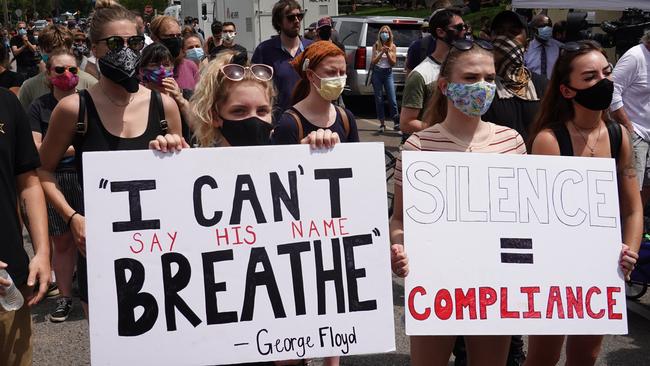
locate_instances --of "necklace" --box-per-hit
[571,121,602,157]
[99,83,134,107]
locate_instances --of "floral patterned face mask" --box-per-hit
[445,80,496,117]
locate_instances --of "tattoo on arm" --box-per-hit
[20,198,29,229]
[619,164,638,179]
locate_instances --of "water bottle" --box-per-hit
[0,269,24,311]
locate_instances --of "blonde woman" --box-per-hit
[371,25,398,133]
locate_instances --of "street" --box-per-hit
[24,99,650,365]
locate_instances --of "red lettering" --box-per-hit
[167,231,177,251]
[308,221,320,237]
[291,221,303,239]
[606,287,623,320]
[215,228,229,246]
[520,287,541,318]
[434,289,453,320]
[546,286,565,319]
[566,287,584,319]
[478,287,497,319]
[244,225,256,245]
[150,233,162,252]
[232,226,243,245]
[408,286,431,321]
[500,287,520,319]
[130,232,144,254]
[586,287,605,319]
[339,218,349,235]
[323,219,336,236]
[454,288,477,320]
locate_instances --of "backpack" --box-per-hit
[284,106,350,143]
[552,121,622,160]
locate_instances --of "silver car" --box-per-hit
[333,16,424,96]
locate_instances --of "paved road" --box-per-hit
[25,100,650,365]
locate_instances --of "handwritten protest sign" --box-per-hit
[402,152,627,335]
[82,143,395,365]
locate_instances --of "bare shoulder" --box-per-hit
[531,129,561,155]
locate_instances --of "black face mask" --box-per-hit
[566,78,614,111]
[98,47,141,93]
[318,28,331,41]
[438,29,462,45]
[161,37,182,58]
[220,116,273,146]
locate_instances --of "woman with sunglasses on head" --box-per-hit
[271,41,358,147]
[37,0,186,317]
[28,48,81,323]
[390,39,525,366]
[150,15,200,93]
[371,25,399,133]
[524,40,641,366]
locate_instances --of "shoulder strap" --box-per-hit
[336,106,350,140]
[285,109,303,142]
[153,90,169,135]
[552,124,574,157]
[606,121,622,161]
[76,90,87,135]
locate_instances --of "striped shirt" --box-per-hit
[395,122,527,185]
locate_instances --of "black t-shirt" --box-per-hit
[10,34,39,67]
[0,69,24,89]
[271,106,360,144]
[482,72,548,144]
[0,87,41,287]
[28,93,75,170]
[209,43,248,60]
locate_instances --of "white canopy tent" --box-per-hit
[512,0,650,11]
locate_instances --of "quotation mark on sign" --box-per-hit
[372,228,381,237]
[98,178,109,190]
[298,164,304,175]
[500,238,533,264]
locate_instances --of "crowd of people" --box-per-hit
[0,0,648,365]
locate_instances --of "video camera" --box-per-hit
[566,8,650,57]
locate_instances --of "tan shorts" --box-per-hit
[0,286,33,366]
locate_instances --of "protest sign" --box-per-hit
[401,152,627,335]
[82,143,395,365]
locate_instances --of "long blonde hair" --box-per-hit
[373,25,395,51]
[190,50,276,147]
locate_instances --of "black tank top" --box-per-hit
[73,89,167,212]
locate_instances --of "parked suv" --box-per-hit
[332,16,424,96]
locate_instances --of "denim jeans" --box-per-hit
[371,65,398,124]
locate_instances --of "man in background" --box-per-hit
[10,21,40,79]
[525,14,562,80]
[209,22,247,60]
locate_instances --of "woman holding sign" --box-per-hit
[389,39,526,366]
[37,0,186,317]
[525,40,641,366]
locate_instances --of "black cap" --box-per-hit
[490,10,527,33]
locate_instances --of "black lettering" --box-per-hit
[270,171,300,221]
[343,234,377,312]
[202,250,238,324]
[230,174,267,225]
[193,175,223,227]
[314,168,353,218]
[114,258,158,336]
[241,247,286,321]
[161,253,202,331]
[111,180,160,232]
[315,239,345,315]
[277,241,311,315]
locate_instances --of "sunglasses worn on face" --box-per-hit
[97,35,145,52]
[286,12,305,22]
[220,64,274,82]
[54,66,79,74]
[448,23,468,33]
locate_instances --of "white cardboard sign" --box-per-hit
[82,143,395,365]
[402,152,627,335]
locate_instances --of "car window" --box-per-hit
[366,23,422,47]
[338,21,363,47]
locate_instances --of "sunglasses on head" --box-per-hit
[53,66,78,75]
[561,41,602,53]
[451,39,494,51]
[286,12,305,22]
[220,64,274,82]
[97,35,145,52]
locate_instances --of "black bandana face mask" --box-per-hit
[98,46,141,93]
[220,116,273,146]
[566,78,614,111]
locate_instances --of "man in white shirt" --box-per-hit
[611,30,650,203]
[524,14,562,80]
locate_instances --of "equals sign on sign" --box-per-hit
[500,238,534,264]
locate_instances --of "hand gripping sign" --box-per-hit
[402,152,628,335]
[82,143,395,365]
